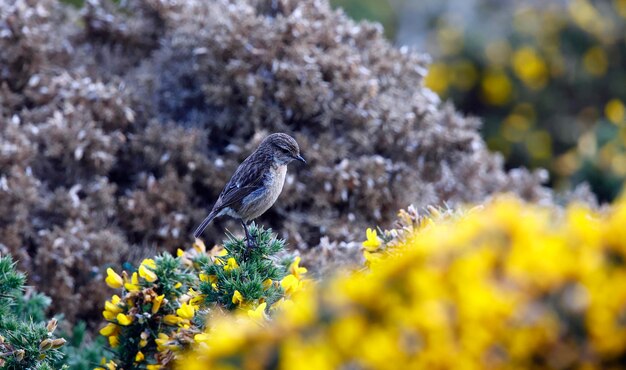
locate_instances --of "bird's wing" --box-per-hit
[210,153,270,215]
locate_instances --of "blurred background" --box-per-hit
[331,0,626,201]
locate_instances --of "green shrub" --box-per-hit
[97,225,306,369]
[0,255,66,369]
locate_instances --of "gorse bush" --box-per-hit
[57,322,106,370]
[180,195,626,369]
[97,225,306,369]
[0,255,66,370]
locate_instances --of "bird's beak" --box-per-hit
[295,154,306,164]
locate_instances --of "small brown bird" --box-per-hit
[194,133,305,248]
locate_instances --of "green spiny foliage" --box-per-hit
[0,256,26,320]
[55,322,107,370]
[152,254,195,299]
[0,255,66,370]
[199,224,290,309]
[12,292,52,324]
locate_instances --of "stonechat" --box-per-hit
[194,133,306,248]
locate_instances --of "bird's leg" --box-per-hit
[240,219,256,249]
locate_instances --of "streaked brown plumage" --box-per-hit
[194,133,305,247]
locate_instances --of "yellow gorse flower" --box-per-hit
[163,314,183,326]
[194,333,211,344]
[214,248,228,257]
[155,333,170,352]
[152,294,165,314]
[105,360,117,370]
[224,257,239,272]
[134,351,144,362]
[105,268,124,289]
[270,297,293,312]
[190,295,204,306]
[95,358,118,370]
[232,290,244,305]
[108,335,119,348]
[193,239,206,253]
[124,272,140,292]
[247,302,267,322]
[289,257,307,279]
[116,313,133,326]
[280,274,301,295]
[139,331,149,348]
[103,295,123,320]
[139,258,158,282]
[480,68,512,106]
[99,323,119,337]
[176,302,196,320]
[362,228,381,251]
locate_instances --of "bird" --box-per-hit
[193,133,306,248]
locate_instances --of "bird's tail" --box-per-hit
[193,211,217,239]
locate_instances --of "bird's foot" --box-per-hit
[242,237,256,262]
[246,237,257,249]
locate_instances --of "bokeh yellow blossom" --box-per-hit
[181,195,626,369]
[512,46,549,89]
[605,99,625,125]
[280,274,301,295]
[247,302,267,321]
[409,0,626,198]
[481,69,512,106]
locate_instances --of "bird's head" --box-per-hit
[261,133,306,165]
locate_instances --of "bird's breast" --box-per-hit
[264,164,287,203]
[240,164,287,221]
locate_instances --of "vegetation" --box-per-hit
[0,0,623,369]
[181,195,626,369]
[96,226,305,369]
[0,255,65,369]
